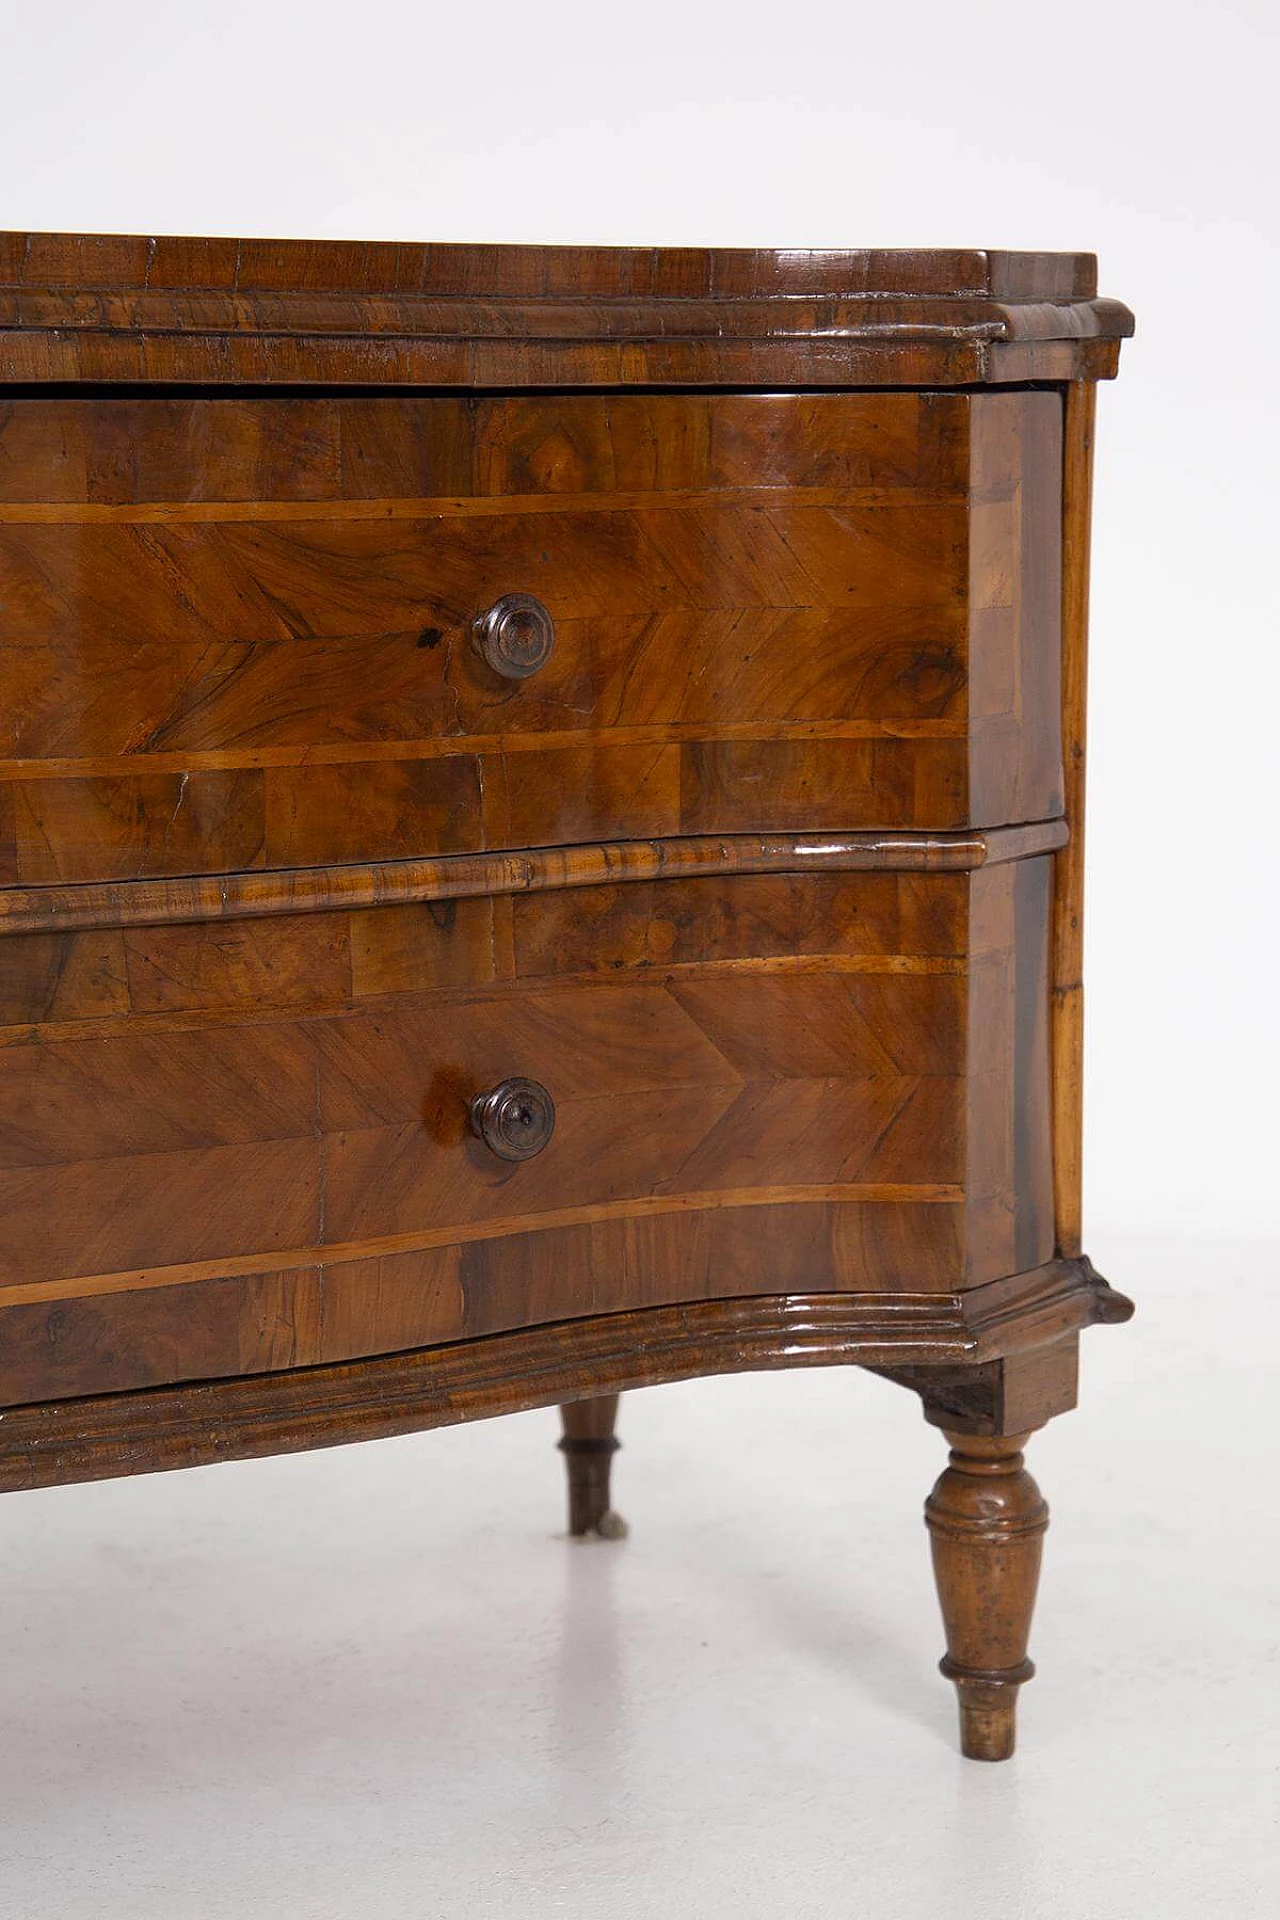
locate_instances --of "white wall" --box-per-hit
[4,0,1276,1241]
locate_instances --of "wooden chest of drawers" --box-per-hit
[0,235,1133,1760]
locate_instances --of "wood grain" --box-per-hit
[1052,382,1096,1259]
[0,821,1068,939]
[965,857,1055,1283]
[0,391,1063,879]
[0,964,966,1293]
[0,1205,966,1402]
[0,1255,1130,1492]
[0,391,963,503]
[967,391,1064,826]
[0,237,1102,299]
[0,236,1133,389]
[926,1430,1048,1759]
[0,852,1063,1399]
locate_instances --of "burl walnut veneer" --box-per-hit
[0,235,1134,1759]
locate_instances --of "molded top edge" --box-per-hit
[0,233,1107,302]
[0,235,1132,385]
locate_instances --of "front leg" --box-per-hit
[925,1430,1048,1760]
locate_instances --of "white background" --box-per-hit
[1,4,1277,1916]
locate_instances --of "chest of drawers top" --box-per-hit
[0,235,1131,387]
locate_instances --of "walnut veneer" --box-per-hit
[0,235,1134,1760]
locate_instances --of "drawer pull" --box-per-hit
[471,593,555,680]
[470,1077,556,1160]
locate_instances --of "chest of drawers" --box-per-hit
[0,234,1133,1759]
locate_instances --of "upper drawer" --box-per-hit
[0,391,1062,884]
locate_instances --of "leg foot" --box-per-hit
[925,1430,1047,1760]
[558,1394,627,1539]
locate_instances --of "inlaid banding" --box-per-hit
[0,821,1068,937]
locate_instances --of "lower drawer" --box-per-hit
[0,861,1053,1402]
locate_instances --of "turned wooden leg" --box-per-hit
[924,1430,1048,1761]
[558,1394,627,1539]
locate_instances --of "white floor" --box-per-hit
[1,1230,1276,1919]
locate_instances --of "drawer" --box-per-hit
[0,857,1055,1403]
[0,391,1062,884]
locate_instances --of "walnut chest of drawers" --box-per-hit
[0,235,1133,1759]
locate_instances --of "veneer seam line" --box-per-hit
[0,1183,967,1306]
[0,484,967,524]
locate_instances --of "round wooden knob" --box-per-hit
[469,1077,556,1161]
[470,593,555,680]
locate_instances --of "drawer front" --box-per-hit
[0,391,1061,883]
[0,859,1055,1403]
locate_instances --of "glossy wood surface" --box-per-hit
[926,1431,1048,1760]
[0,236,1133,388]
[0,1258,1129,1495]
[0,857,1059,1401]
[1052,382,1096,1259]
[0,391,1061,881]
[0,821,1066,938]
